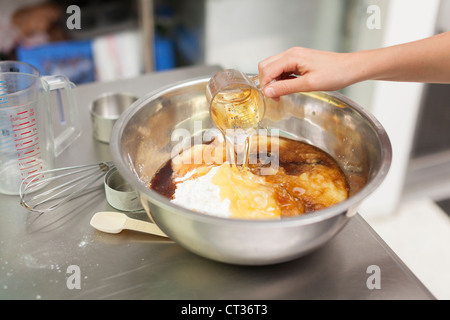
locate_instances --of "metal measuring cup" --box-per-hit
[89,92,138,144]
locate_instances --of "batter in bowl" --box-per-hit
[150,133,349,220]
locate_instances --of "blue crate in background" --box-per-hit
[155,33,176,71]
[16,40,96,85]
[17,33,176,84]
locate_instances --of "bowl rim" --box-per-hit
[110,75,392,227]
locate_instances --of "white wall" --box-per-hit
[359,0,441,219]
[437,0,450,31]
[204,0,343,73]
[342,0,388,112]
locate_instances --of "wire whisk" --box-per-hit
[19,161,115,214]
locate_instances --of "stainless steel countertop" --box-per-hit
[0,65,435,300]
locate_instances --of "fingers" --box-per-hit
[263,76,311,98]
[259,48,356,99]
[258,48,301,88]
[258,47,310,100]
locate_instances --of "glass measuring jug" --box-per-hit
[0,61,80,195]
[206,69,266,167]
[206,69,265,135]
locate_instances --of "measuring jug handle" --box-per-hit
[42,75,81,157]
[247,74,261,89]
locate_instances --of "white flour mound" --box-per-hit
[171,166,231,218]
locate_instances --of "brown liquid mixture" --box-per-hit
[150,135,349,219]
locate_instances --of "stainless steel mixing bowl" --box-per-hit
[110,76,392,265]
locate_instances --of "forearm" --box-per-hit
[350,31,450,84]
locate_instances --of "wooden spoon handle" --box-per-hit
[123,218,168,238]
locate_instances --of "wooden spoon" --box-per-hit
[90,211,168,238]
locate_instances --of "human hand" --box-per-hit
[258,47,356,99]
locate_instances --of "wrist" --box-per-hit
[345,50,377,85]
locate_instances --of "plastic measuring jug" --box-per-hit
[0,61,80,195]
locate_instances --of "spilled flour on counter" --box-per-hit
[171,166,232,218]
[78,235,89,248]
